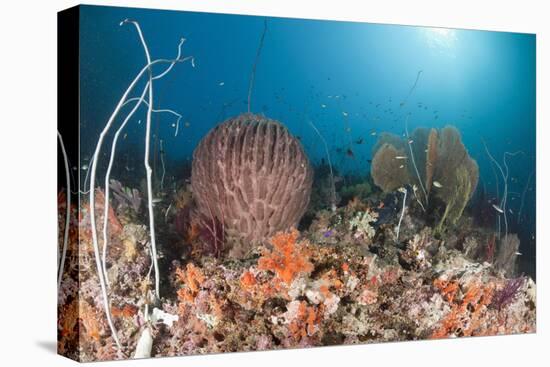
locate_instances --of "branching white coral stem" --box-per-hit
[160,139,166,190]
[396,187,407,242]
[308,119,336,211]
[57,131,71,290]
[102,82,150,288]
[89,34,190,352]
[405,115,428,205]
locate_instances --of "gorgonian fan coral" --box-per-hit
[371,143,410,192]
[370,125,478,231]
[432,126,479,230]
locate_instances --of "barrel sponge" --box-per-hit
[191,113,313,256]
[371,143,410,192]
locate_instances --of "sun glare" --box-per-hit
[423,27,457,56]
[430,27,453,38]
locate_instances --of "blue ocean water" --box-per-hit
[78,5,535,277]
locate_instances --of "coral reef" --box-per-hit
[58,189,153,361]
[308,197,379,246]
[55,13,536,363]
[58,180,535,361]
[58,123,529,362]
[157,227,534,356]
[191,113,314,257]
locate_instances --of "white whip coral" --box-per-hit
[87,19,194,352]
[396,186,407,242]
[57,131,71,291]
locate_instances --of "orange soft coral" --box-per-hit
[431,279,494,339]
[433,278,460,303]
[258,229,313,285]
[176,263,205,305]
[111,304,138,319]
[93,189,123,234]
[79,301,102,342]
[186,220,201,243]
[59,299,78,338]
[240,270,257,289]
[288,301,321,340]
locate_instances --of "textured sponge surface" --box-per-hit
[191,113,313,255]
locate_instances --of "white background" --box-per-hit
[0,0,547,365]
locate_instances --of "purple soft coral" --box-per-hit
[323,229,334,238]
[491,277,526,311]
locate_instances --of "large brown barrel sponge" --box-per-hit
[191,113,313,256]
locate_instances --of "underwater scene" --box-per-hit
[57,5,536,362]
